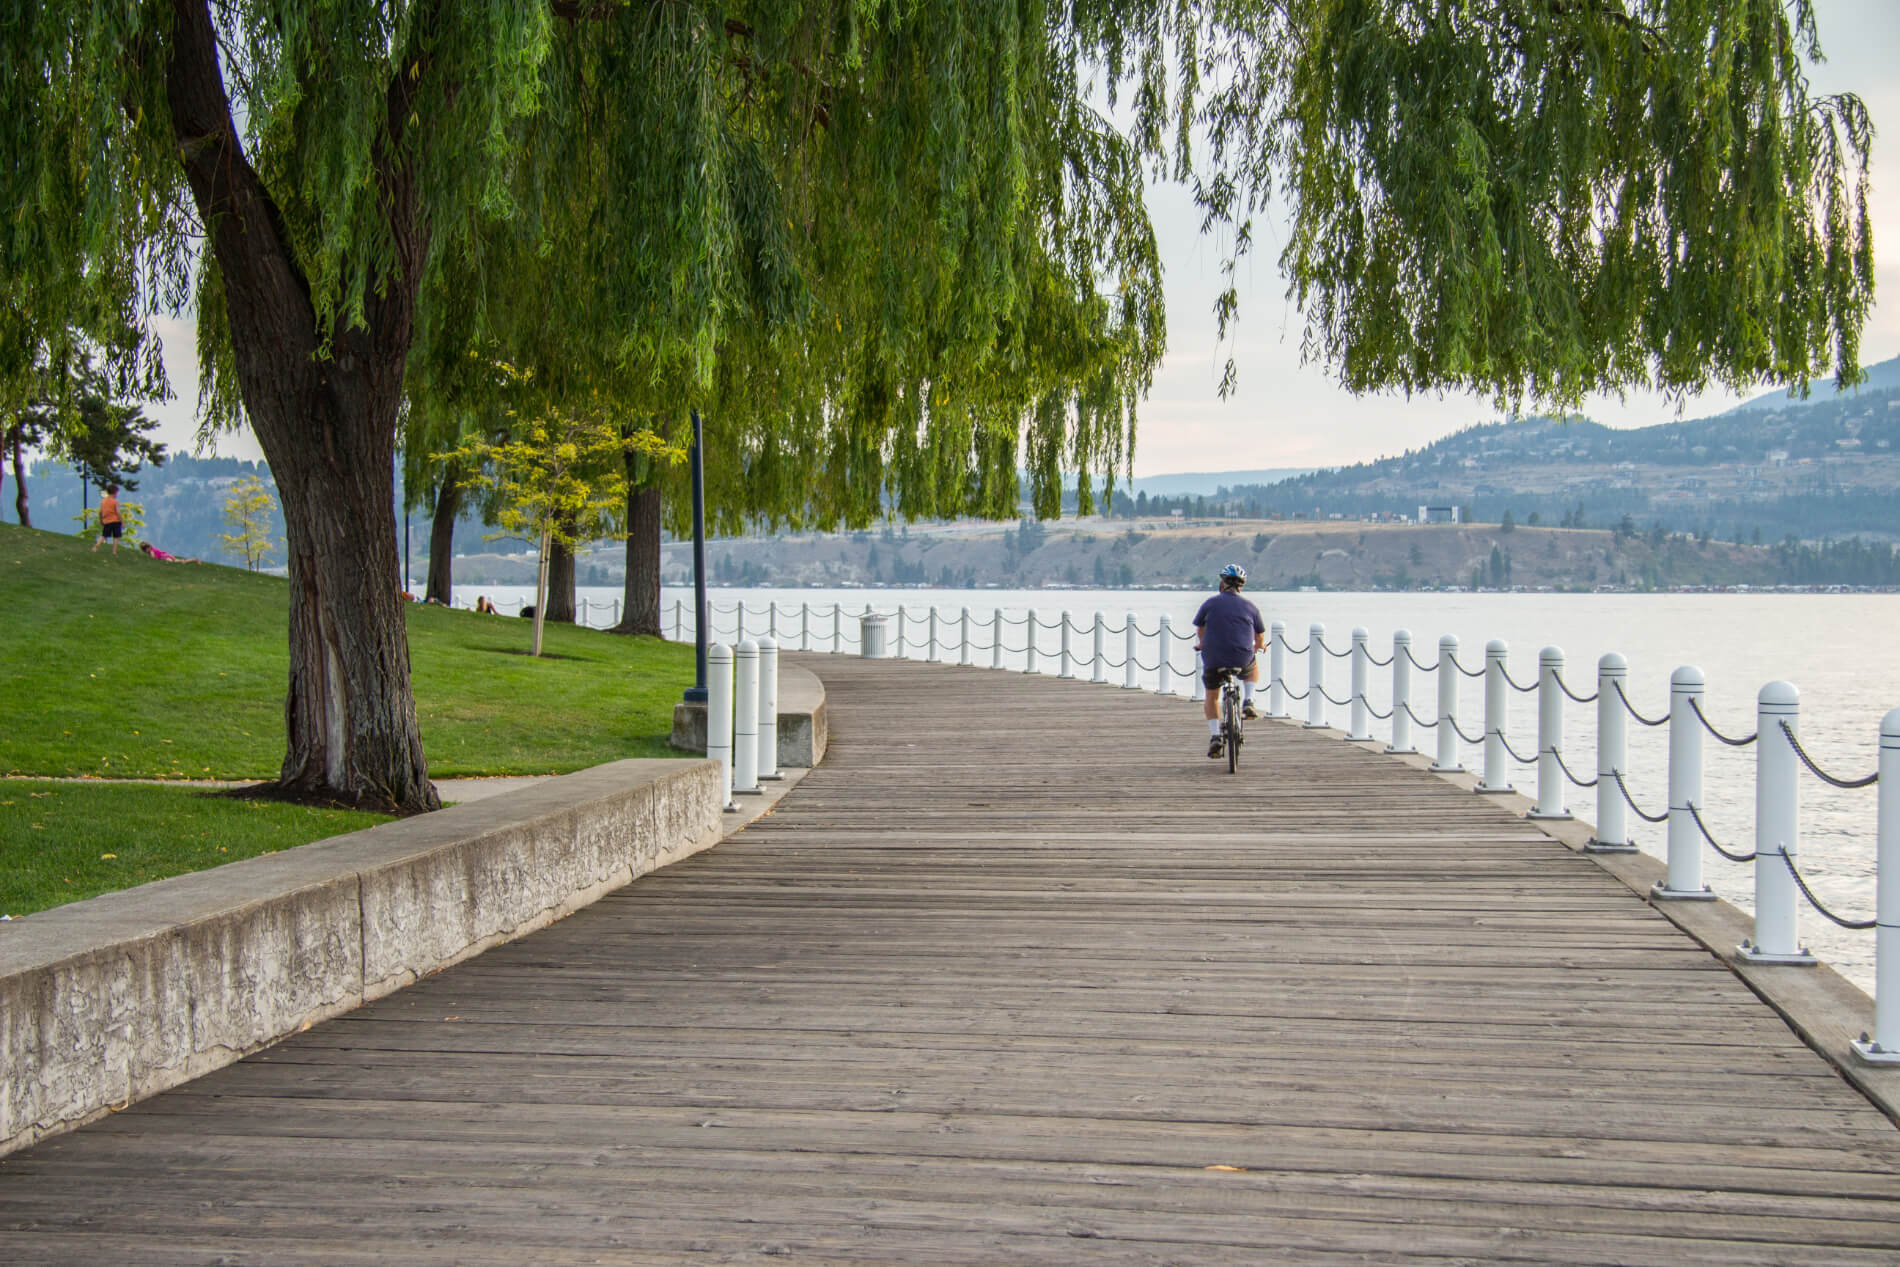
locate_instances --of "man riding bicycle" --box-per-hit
[1193,563,1266,758]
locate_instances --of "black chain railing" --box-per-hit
[1778,849,1879,930]
[1400,701,1437,729]
[1281,683,1311,701]
[1403,645,1441,673]
[1317,634,1350,658]
[1496,730,1538,764]
[1365,648,1396,667]
[1686,802,1757,863]
[1499,664,1539,693]
[1550,670,1598,704]
[1316,683,1352,707]
[1688,696,1757,746]
[1448,715,1485,745]
[1780,722,1879,789]
[1282,638,1312,655]
[1613,679,1669,727]
[1365,699,1395,720]
[1446,651,1486,678]
[1551,748,1597,788]
[1610,769,1670,823]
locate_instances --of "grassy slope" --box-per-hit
[0,522,694,778]
[0,780,394,916]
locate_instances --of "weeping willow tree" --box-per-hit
[6,0,1871,811]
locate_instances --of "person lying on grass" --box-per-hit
[139,542,203,564]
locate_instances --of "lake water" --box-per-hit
[471,583,1900,994]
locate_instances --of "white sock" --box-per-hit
[1243,681,1256,703]
[1208,719,1223,737]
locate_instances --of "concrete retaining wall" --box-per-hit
[671,661,827,766]
[0,757,721,1158]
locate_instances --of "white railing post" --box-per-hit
[895,606,907,659]
[1268,621,1287,718]
[928,608,941,662]
[1853,709,1900,1063]
[1478,640,1512,793]
[733,639,761,795]
[1305,623,1326,729]
[1590,653,1635,852]
[707,642,735,810]
[1025,609,1039,675]
[1123,613,1139,690]
[1388,631,1414,754]
[735,602,745,646]
[1158,615,1174,697]
[993,608,1005,670]
[959,607,972,667]
[1059,613,1076,679]
[758,636,780,781]
[830,604,842,653]
[673,597,684,641]
[1432,635,1461,772]
[767,602,778,641]
[1655,667,1714,899]
[800,601,810,652]
[1528,647,1569,818]
[1348,627,1371,740]
[1091,613,1107,684]
[1740,681,1814,963]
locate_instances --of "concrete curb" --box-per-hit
[0,757,723,1157]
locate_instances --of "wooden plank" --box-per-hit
[4,652,1899,1264]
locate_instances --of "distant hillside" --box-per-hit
[1128,468,1314,498]
[1729,354,1900,413]
[1221,386,1900,544]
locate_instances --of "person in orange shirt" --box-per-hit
[91,485,124,554]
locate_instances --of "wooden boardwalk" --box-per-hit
[6,654,1900,1264]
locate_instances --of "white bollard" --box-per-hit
[928,608,941,662]
[1092,613,1107,684]
[757,636,780,781]
[735,602,745,646]
[800,601,810,652]
[959,607,972,667]
[1590,653,1635,851]
[1655,667,1715,899]
[1388,630,1414,754]
[1349,627,1371,741]
[1305,623,1326,728]
[1025,609,1039,674]
[673,598,684,641]
[1123,612,1139,690]
[767,602,778,640]
[1268,621,1287,718]
[707,642,735,810]
[1432,634,1462,772]
[895,606,907,658]
[1740,681,1814,963]
[1058,613,1075,679]
[1477,639,1512,793]
[832,604,842,653]
[733,639,761,795]
[993,608,1005,670]
[1528,646,1570,818]
[1158,615,1174,697]
[1853,709,1900,1063]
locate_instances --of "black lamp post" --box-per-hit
[683,407,709,703]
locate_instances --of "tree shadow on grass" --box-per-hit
[472,643,589,662]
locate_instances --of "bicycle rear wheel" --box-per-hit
[1223,687,1241,773]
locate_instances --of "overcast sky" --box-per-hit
[142,1,1898,480]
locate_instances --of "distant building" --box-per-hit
[1418,505,1461,524]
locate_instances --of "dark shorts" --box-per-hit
[100,521,122,540]
[1203,657,1256,690]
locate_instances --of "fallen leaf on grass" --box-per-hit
[100,853,116,860]
[1204,1165,1248,1172]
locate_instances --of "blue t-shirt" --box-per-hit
[1194,590,1265,669]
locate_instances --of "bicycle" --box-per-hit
[1213,666,1244,773]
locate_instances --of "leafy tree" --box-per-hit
[219,476,280,572]
[8,1,1874,812]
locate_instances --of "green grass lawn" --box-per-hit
[0,780,395,916]
[0,522,694,779]
[0,522,698,915]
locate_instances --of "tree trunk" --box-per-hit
[162,0,439,813]
[532,527,551,657]
[7,427,28,528]
[545,536,577,624]
[609,479,663,636]
[424,469,461,606]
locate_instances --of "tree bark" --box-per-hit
[609,479,662,636]
[6,427,27,528]
[545,534,578,624]
[161,0,438,813]
[424,469,461,606]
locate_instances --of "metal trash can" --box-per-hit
[860,614,890,659]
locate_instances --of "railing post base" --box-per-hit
[1525,808,1574,820]
[1649,880,1716,902]
[1735,938,1817,966]
[1582,838,1640,854]
[1852,1036,1900,1065]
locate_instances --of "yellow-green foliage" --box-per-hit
[218,475,279,572]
